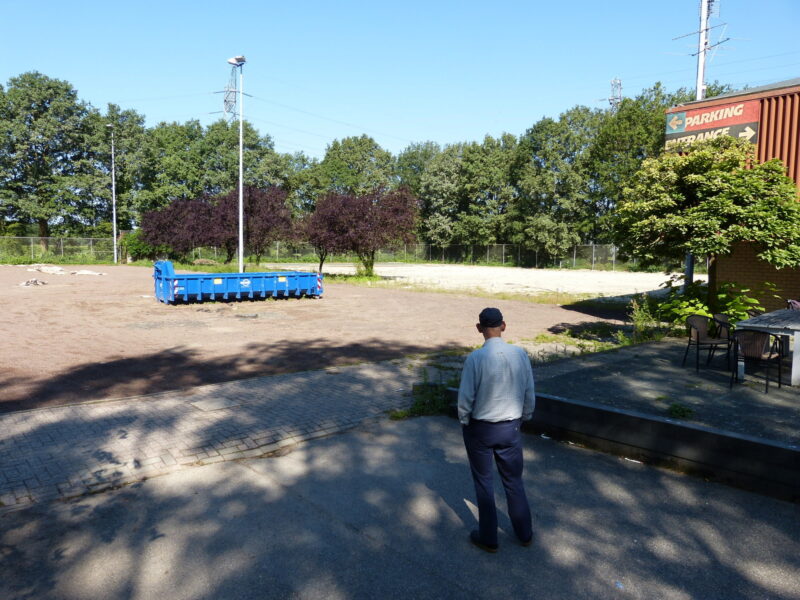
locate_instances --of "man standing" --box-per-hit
[458,307,535,553]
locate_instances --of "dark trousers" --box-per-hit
[462,419,532,546]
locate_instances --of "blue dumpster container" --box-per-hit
[153,260,323,304]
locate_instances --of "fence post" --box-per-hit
[592,243,596,270]
[90,239,94,257]
[486,246,489,264]
[30,237,34,260]
[612,245,616,271]
[502,244,505,265]
[60,238,64,257]
[573,246,576,268]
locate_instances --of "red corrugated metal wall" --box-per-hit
[758,91,800,187]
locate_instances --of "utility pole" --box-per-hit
[684,0,713,290]
[106,124,118,264]
[695,0,711,102]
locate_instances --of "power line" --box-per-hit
[619,50,800,85]
[247,115,335,141]
[273,140,327,156]
[116,91,216,103]
[248,94,413,144]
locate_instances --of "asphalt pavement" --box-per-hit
[2,416,798,600]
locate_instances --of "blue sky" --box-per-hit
[1,0,798,159]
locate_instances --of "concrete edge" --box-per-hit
[445,388,800,503]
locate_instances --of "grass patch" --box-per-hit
[667,402,694,419]
[390,364,460,420]
[530,322,627,355]
[389,383,452,420]
[323,273,383,284]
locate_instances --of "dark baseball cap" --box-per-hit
[479,307,503,328]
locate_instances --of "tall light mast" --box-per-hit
[226,55,246,272]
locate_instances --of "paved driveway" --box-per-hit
[2,417,798,600]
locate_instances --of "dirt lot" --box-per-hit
[0,263,636,413]
[266,262,700,296]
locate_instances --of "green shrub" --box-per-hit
[628,295,667,343]
[654,275,778,328]
[715,281,781,323]
[121,230,172,261]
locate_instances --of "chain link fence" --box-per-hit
[0,237,661,271]
[193,242,635,271]
[0,237,115,263]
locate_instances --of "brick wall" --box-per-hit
[716,242,800,310]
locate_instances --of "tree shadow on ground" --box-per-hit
[0,338,454,413]
[560,300,630,322]
[1,417,798,600]
[547,321,630,341]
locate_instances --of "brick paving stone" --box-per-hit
[0,358,419,512]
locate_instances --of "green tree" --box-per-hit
[0,72,97,241]
[587,81,731,241]
[617,136,800,294]
[396,141,440,197]
[133,120,205,216]
[98,103,147,234]
[508,107,600,258]
[198,119,284,195]
[416,136,516,248]
[281,152,319,216]
[455,134,517,246]
[417,143,464,246]
[312,135,395,196]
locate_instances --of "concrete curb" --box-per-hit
[446,388,800,502]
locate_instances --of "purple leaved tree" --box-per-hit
[245,186,292,264]
[141,197,216,260]
[304,192,353,273]
[207,192,240,264]
[307,187,418,276]
[210,186,292,266]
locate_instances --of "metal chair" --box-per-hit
[729,329,784,392]
[682,315,730,372]
[712,313,733,368]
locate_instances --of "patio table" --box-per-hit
[735,308,800,385]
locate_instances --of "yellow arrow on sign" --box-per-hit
[668,115,683,130]
[738,126,756,141]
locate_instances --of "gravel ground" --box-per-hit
[265,262,705,297]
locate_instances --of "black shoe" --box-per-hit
[520,534,533,547]
[469,530,498,553]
